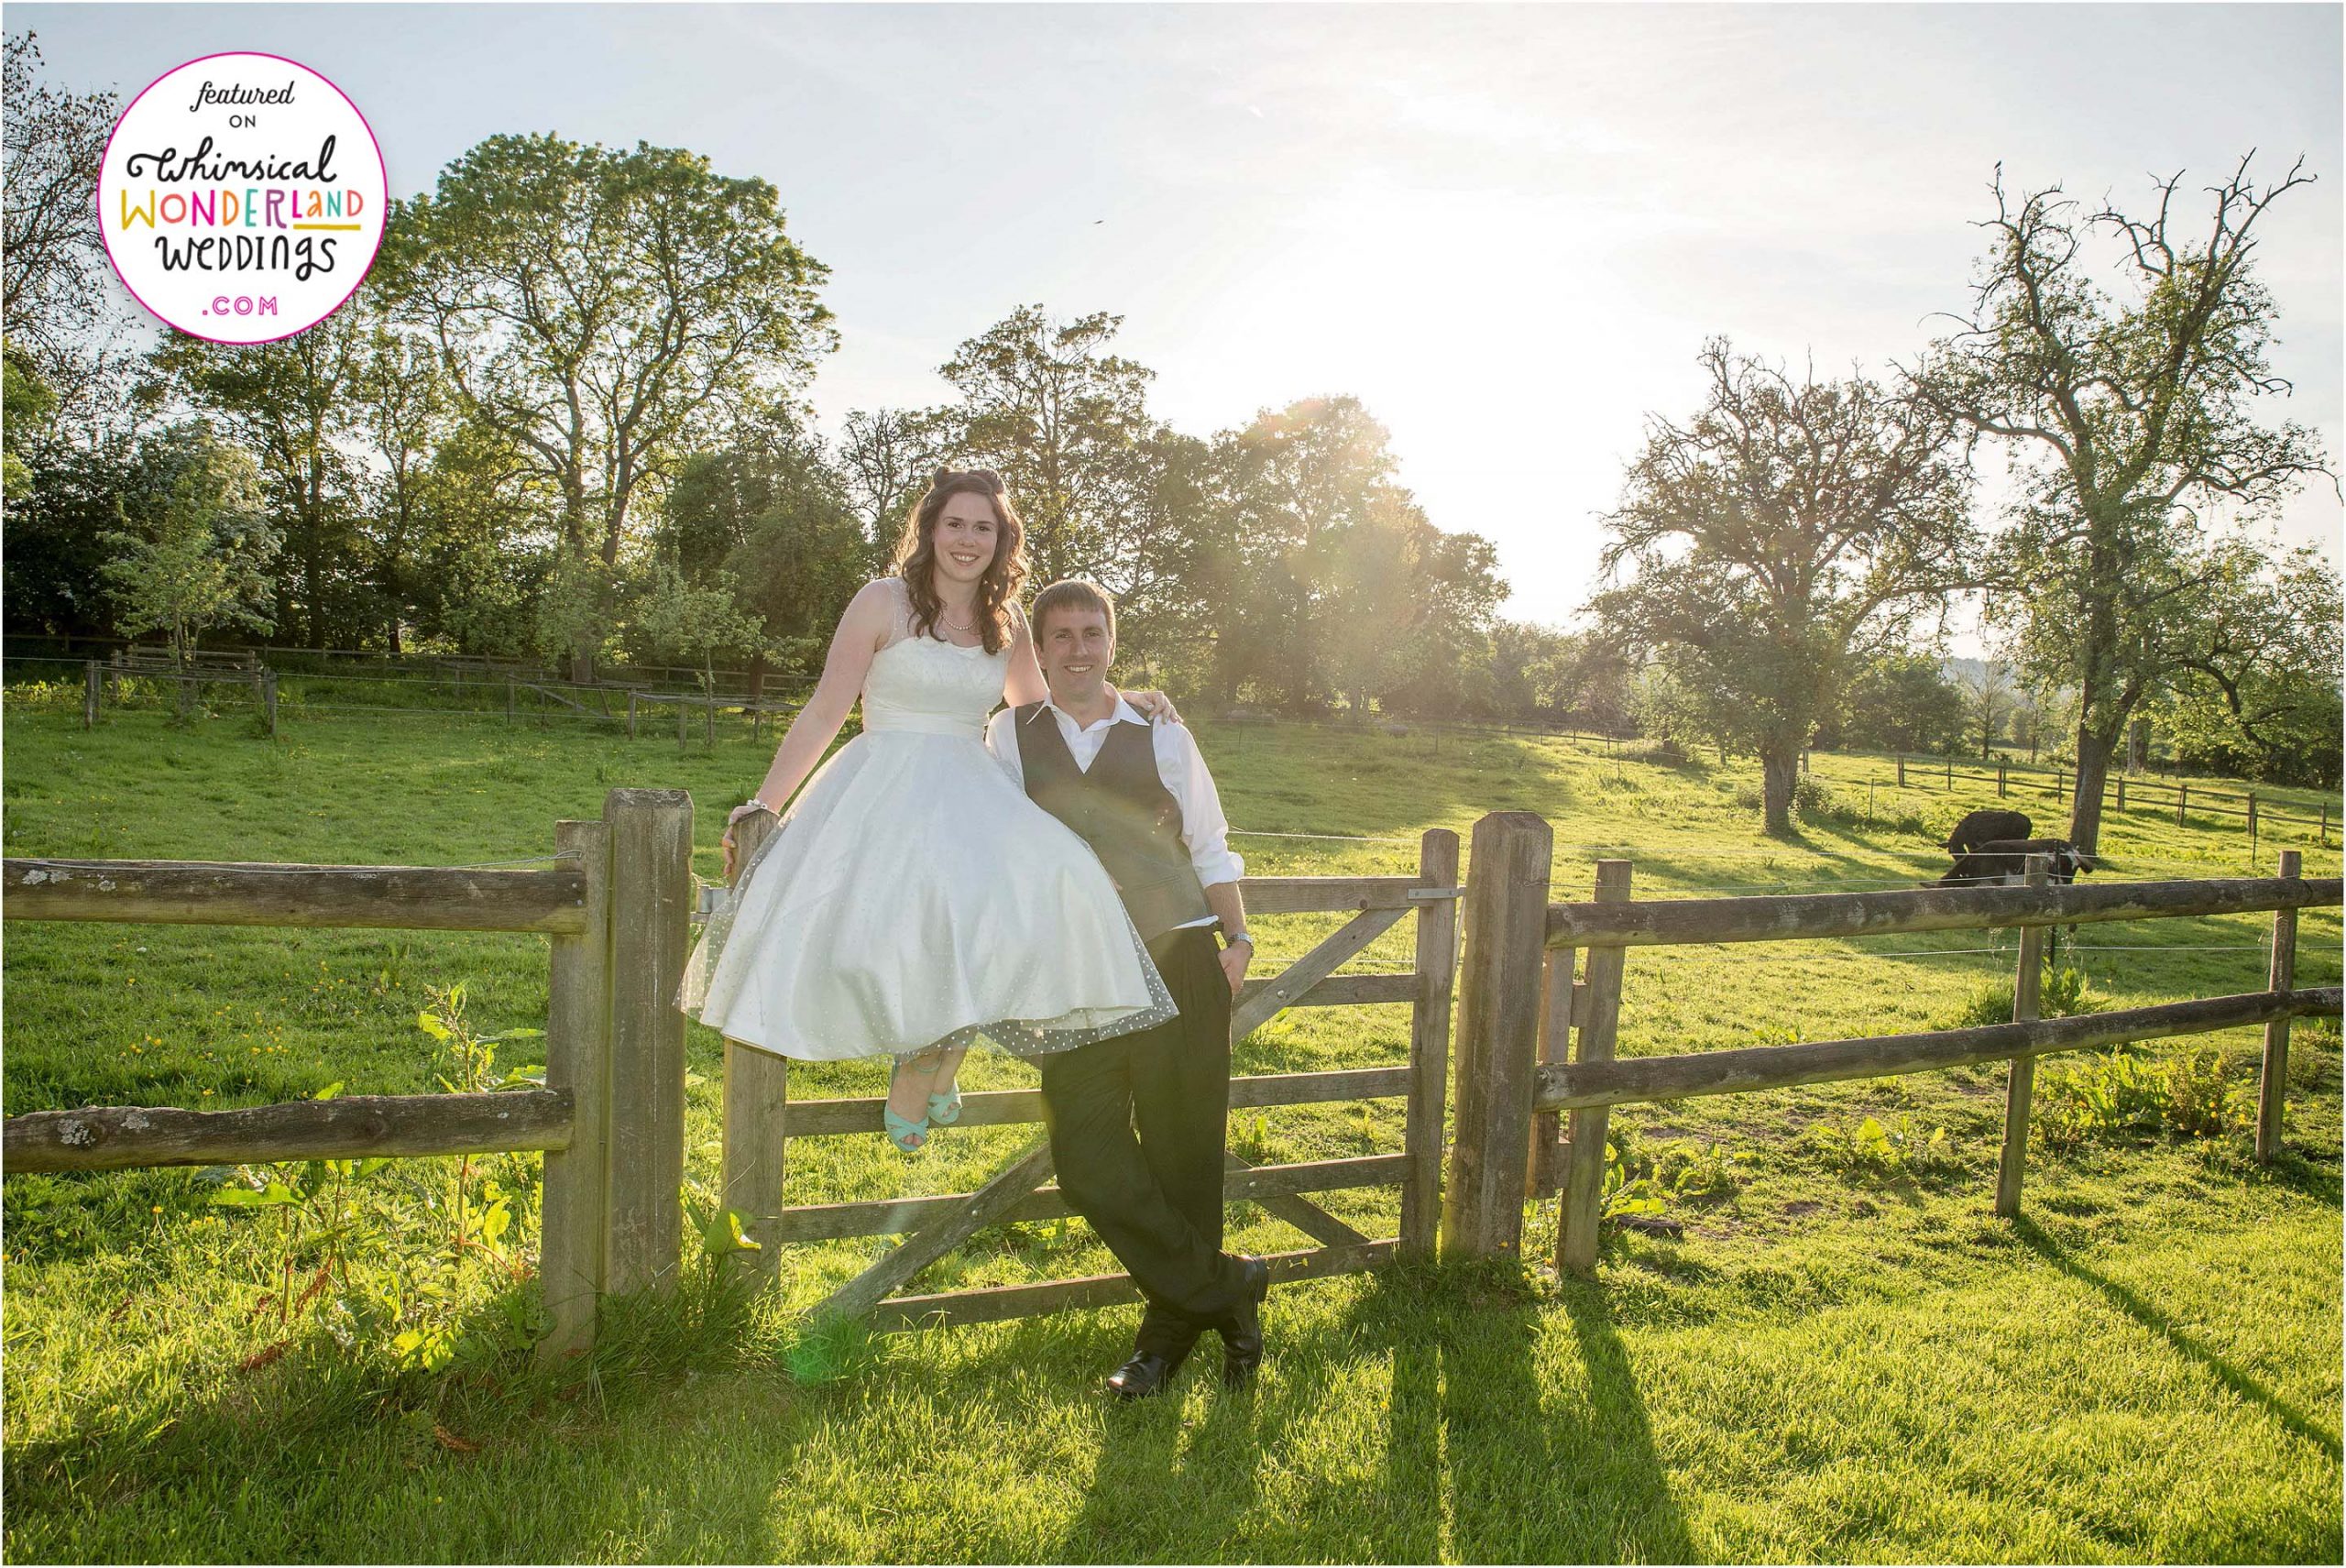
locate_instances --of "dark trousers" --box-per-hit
[1038,925,1244,1356]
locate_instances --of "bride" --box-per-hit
[675,467,1181,1152]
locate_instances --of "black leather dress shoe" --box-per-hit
[1219,1257,1272,1389]
[1105,1341,1193,1401]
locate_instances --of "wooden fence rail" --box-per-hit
[0,788,696,1365]
[1437,823,2346,1277]
[6,798,2339,1354]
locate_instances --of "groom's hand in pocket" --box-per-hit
[1218,938,1252,997]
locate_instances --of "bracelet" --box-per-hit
[740,796,779,817]
[1225,931,1253,948]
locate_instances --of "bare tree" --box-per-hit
[1905,154,2334,850]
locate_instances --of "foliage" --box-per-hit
[375,131,835,673]
[2034,1047,2257,1150]
[1589,336,1978,832]
[1802,1112,1961,1179]
[95,423,281,707]
[1829,653,1970,756]
[1910,154,2334,849]
[1950,961,2109,1028]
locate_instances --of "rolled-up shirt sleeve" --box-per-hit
[1153,722,1245,887]
[983,708,1024,787]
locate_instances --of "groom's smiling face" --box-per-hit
[1037,607,1114,706]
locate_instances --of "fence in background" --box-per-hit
[1432,815,2342,1273]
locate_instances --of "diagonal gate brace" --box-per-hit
[807,1136,1058,1322]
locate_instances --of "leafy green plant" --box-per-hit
[1950,961,2108,1027]
[203,1081,393,1333]
[416,981,543,1265]
[2034,1047,2255,1150]
[1804,1111,1958,1178]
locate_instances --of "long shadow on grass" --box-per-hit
[2012,1215,2342,1463]
[1362,1264,1695,1562]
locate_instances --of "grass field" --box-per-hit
[3,695,2340,1563]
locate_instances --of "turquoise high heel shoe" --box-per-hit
[927,1080,963,1126]
[884,1057,929,1154]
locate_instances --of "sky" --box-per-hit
[22,2,2344,644]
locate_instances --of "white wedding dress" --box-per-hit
[674,579,1178,1061]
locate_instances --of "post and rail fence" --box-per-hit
[2,800,2336,1357]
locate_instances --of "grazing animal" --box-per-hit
[1943,808,2034,856]
[1934,838,2096,888]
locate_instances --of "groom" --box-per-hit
[984,579,1269,1398]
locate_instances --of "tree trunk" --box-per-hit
[1760,744,1799,837]
[2127,718,2148,775]
[2068,720,2122,853]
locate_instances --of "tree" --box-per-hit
[1834,653,1970,756]
[147,308,372,648]
[378,133,835,677]
[1589,337,1979,833]
[2,32,142,452]
[837,406,951,558]
[2163,544,2343,787]
[1957,658,2019,759]
[662,402,869,678]
[630,552,764,698]
[99,425,280,714]
[348,314,461,652]
[1213,395,1413,711]
[939,305,1157,587]
[1907,155,2334,850]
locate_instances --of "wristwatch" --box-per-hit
[1224,929,1253,948]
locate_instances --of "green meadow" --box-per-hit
[3,692,2340,1563]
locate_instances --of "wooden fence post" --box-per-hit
[83,661,100,729]
[2248,794,2259,862]
[705,696,716,748]
[600,787,693,1295]
[1527,944,1576,1197]
[1896,755,1906,789]
[2114,776,2125,814]
[1398,827,1461,1259]
[1997,760,2008,797]
[2176,783,2187,828]
[1558,861,1632,1276]
[2054,769,2065,804]
[1439,812,1551,1262]
[1946,758,1953,789]
[1994,854,2048,1219]
[262,672,279,738]
[2256,849,2304,1163]
[537,814,613,1364]
[627,690,638,740]
[719,809,791,1286]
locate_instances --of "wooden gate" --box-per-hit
[711,817,1462,1330]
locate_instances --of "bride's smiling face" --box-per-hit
[931,495,1001,591]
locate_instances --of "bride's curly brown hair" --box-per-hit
[889,468,1028,654]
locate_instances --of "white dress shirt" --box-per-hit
[984,692,1244,930]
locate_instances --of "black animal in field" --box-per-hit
[1934,838,2097,887]
[1942,808,2034,856]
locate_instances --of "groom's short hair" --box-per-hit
[1031,578,1117,644]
